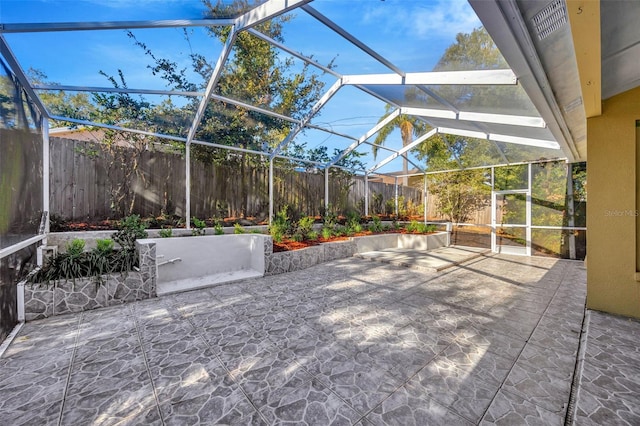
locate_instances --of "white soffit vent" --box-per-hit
[532,0,568,40]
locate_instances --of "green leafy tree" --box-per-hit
[428,169,490,224]
[126,1,333,216]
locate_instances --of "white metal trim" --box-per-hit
[270,78,342,159]
[341,74,403,85]
[34,84,204,97]
[405,69,517,85]
[302,4,405,76]
[458,111,546,127]
[401,107,457,120]
[0,19,234,33]
[186,27,237,145]
[367,128,437,173]
[329,108,401,167]
[0,235,46,260]
[235,0,313,31]
[489,133,559,149]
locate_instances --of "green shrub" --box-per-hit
[159,228,173,238]
[29,236,135,287]
[269,206,292,243]
[234,223,245,234]
[295,216,315,239]
[321,227,333,240]
[113,215,148,251]
[369,215,383,232]
[191,217,206,236]
[345,211,362,234]
[213,221,224,235]
[95,239,114,254]
[66,239,85,257]
[307,230,319,241]
[405,220,436,233]
[322,208,337,230]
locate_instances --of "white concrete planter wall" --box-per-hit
[47,226,269,252]
[353,232,449,253]
[145,234,270,295]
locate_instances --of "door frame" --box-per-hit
[491,189,531,256]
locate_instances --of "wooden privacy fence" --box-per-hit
[49,137,423,221]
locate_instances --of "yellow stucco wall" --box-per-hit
[587,85,640,318]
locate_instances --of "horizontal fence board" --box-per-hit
[50,137,423,222]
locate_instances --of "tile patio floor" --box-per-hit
[0,253,637,425]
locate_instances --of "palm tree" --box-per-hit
[373,105,427,186]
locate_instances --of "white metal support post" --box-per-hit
[325,167,330,213]
[185,143,191,230]
[42,118,50,238]
[423,174,427,224]
[364,173,369,216]
[269,158,274,225]
[566,162,577,259]
[394,177,399,217]
[491,167,496,252]
[526,163,532,256]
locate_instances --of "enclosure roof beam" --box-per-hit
[208,93,352,143]
[235,0,312,31]
[33,84,204,97]
[185,26,237,145]
[48,113,354,171]
[342,70,518,86]
[367,128,437,174]
[302,4,405,77]
[247,28,342,79]
[400,107,456,120]
[406,69,517,85]
[49,115,188,142]
[270,78,343,159]
[401,107,546,128]
[327,108,401,167]
[459,111,545,127]
[412,117,465,168]
[436,126,559,149]
[0,35,50,119]
[0,19,234,33]
[401,157,568,178]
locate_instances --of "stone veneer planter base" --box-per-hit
[265,232,449,276]
[20,240,157,321]
[22,272,148,321]
[265,240,358,276]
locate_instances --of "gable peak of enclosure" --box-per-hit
[0,0,583,178]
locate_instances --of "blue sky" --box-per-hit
[0,0,482,173]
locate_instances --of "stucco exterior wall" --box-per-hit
[586,85,640,318]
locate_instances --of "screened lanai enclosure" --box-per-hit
[1,0,588,340]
